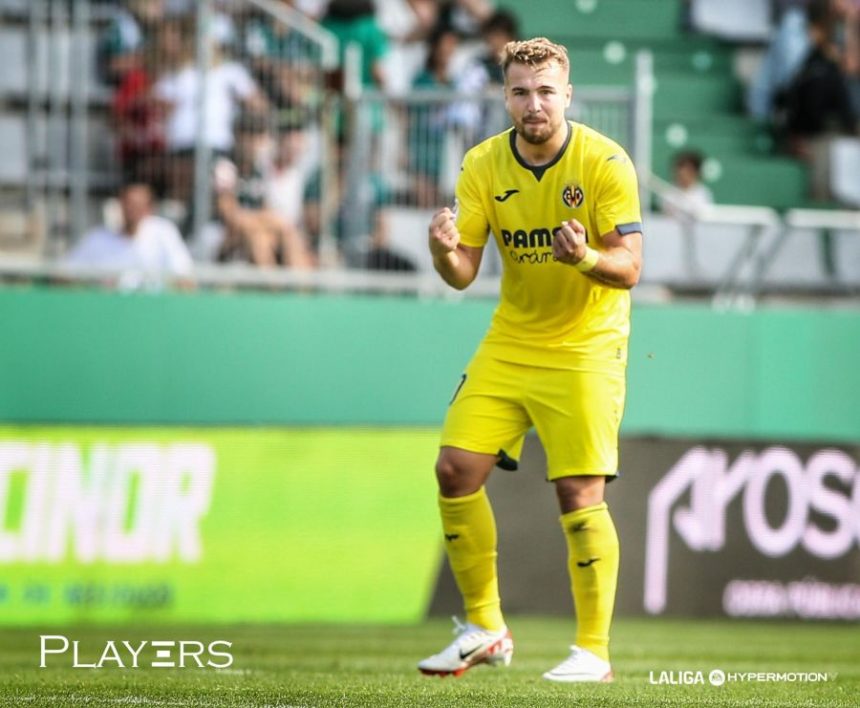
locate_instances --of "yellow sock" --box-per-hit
[560,501,619,662]
[438,487,505,631]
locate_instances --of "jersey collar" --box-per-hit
[509,121,573,182]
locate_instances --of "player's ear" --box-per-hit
[565,83,573,107]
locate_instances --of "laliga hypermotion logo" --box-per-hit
[644,446,860,614]
[40,635,233,669]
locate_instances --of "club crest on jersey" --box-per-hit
[562,184,584,209]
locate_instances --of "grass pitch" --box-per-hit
[1,617,857,707]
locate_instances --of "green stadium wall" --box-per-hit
[1,288,859,624]
[1,287,859,442]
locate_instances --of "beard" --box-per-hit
[515,116,560,145]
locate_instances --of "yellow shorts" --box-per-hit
[440,351,626,480]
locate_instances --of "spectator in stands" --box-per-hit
[65,182,193,285]
[476,10,520,85]
[265,122,318,257]
[451,10,521,142]
[409,27,461,208]
[454,10,521,97]
[323,0,392,258]
[242,3,321,114]
[213,115,314,268]
[434,0,494,38]
[381,0,492,44]
[836,0,860,117]
[777,0,858,163]
[747,0,813,122]
[153,14,267,210]
[112,28,166,191]
[660,150,714,217]
[98,0,165,87]
[322,0,390,93]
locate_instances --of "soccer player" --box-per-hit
[417,37,642,682]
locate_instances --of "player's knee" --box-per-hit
[434,455,460,496]
[434,453,477,497]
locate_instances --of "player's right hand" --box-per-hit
[428,208,460,258]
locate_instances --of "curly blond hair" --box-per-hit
[500,37,569,76]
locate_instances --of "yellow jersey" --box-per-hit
[455,121,642,372]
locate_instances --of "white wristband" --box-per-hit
[575,247,600,272]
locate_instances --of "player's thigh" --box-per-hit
[440,356,532,462]
[527,368,626,480]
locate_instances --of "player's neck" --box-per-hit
[514,122,570,166]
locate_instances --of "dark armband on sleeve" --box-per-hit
[616,222,643,236]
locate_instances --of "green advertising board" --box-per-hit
[0,427,443,625]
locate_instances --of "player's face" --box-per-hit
[504,61,572,145]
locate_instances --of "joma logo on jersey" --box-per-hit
[501,227,560,249]
[562,184,584,208]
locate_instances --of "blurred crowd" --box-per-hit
[747,0,860,197]
[77,0,860,281]
[80,0,520,277]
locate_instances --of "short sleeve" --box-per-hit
[229,62,257,100]
[213,158,238,193]
[65,230,103,265]
[159,221,194,277]
[594,152,643,238]
[152,75,175,103]
[366,20,389,65]
[454,154,489,248]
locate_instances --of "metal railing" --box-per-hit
[339,83,639,273]
[1,0,339,263]
[644,172,860,307]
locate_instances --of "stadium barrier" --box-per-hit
[643,173,860,301]
[1,288,859,624]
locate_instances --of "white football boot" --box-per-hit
[542,645,614,683]
[418,616,514,677]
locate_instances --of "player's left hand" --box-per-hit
[553,219,588,266]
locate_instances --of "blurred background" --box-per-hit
[0,0,858,627]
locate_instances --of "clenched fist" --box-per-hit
[552,219,589,265]
[428,207,460,259]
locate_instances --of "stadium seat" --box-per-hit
[0,26,98,100]
[651,147,808,210]
[87,113,115,175]
[0,113,27,184]
[0,0,30,14]
[651,74,741,119]
[653,116,757,162]
[829,138,860,208]
[567,42,733,88]
[381,207,437,273]
[0,28,27,95]
[497,0,682,42]
[690,0,772,43]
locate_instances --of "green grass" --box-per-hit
[1,618,858,707]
